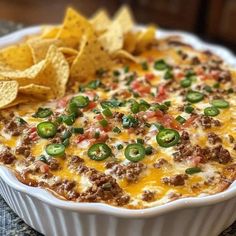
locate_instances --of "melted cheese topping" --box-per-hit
[1,42,236,209]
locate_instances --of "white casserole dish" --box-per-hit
[0,26,236,236]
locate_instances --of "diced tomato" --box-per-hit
[147,56,154,63]
[82,101,97,111]
[189,156,203,167]
[176,71,184,79]
[131,80,151,95]
[183,115,197,128]
[95,114,104,121]
[36,161,50,173]
[109,82,118,90]
[57,96,71,108]
[28,127,39,141]
[156,84,168,102]
[145,73,155,81]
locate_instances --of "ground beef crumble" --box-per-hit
[162,174,188,186]
[106,162,147,183]
[76,164,130,206]
[0,145,16,164]
[141,190,156,202]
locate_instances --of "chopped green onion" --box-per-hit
[62,138,70,147]
[154,59,168,70]
[87,79,101,89]
[213,82,220,88]
[176,115,186,124]
[102,108,113,117]
[61,130,72,140]
[145,146,153,155]
[136,138,144,144]
[61,113,76,126]
[71,127,84,134]
[94,131,100,139]
[203,85,212,93]
[122,115,138,128]
[164,69,173,80]
[185,167,201,175]
[139,99,150,111]
[113,70,120,77]
[117,144,124,150]
[141,61,148,70]
[131,100,140,114]
[99,119,108,127]
[185,106,194,114]
[113,127,121,134]
[124,66,129,73]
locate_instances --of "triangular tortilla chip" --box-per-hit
[0,80,18,108]
[113,5,134,34]
[19,84,52,99]
[37,45,69,98]
[99,21,123,53]
[28,38,62,63]
[71,28,112,81]
[56,7,92,48]
[0,43,33,71]
[90,9,111,32]
[135,26,157,53]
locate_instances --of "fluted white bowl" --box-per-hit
[0,25,236,236]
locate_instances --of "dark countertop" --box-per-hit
[0,20,235,236]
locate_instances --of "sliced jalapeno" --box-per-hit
[156,128,180,147]
[33,107,53,118]
[124,143,145,162]
[88,143,112,161]
[37,121,57,138]
[71,95,89,108]
[186,91,204,103]
[204,106,220,116]
[211,99,229,109]
[46,144,65,157]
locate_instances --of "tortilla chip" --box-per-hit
[124,32,138,53]
[19,84,52,99]
[28,38,62,63]
[0,80,18,108]
[0,60,48,86]
[111,50,139,63]
[113,5,134,34]
[0,43,33,70]
[90,9,111,32]
[37,45,69,98]
[99,21,123,53]
[71,28,112,80]
[135,26,157,53]
[41,26,61,39]
[56,7,92,48]
[59,47,78,56]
